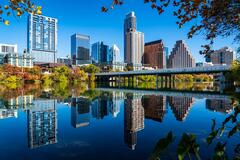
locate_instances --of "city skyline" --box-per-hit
[0,0,238,63]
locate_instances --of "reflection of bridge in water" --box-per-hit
[95,87,231,100]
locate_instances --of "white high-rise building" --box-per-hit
[110,44,121,63]
[0,43,18,53]
[27,14,58,63]
[124,12,144,70]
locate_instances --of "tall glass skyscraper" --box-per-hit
[110,44,121,63]
[27,14,58,63]
[91,41,110,64]
[124,12,144,70]
[71,34,91,65]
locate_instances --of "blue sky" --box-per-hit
[0,0,237,62]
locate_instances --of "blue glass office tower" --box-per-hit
[27,14,57,63]
[91,42,110,64]
[71,34,91,65]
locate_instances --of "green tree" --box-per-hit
[80,64,100,74]
[51,65,70,82]
[230,60,240,84]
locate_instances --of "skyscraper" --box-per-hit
[168,40,195,68]
[27,14,57,63]
[71,34,91,65]
[124,12,144,70]
[206,47,236,65]
[143,40,166,69]
[91,41,110,64]
[109,44,121,63]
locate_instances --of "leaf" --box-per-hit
[213,142,228,160]
[207,130,218,145]
[4,20,9,25]
[228,125,238,138]
[101,7,108,12]
[177,133,200,160]
[4,5,9,10]
[212,119,216,131]
[148,132,174,160]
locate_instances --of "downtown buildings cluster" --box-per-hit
[0,12,237,71]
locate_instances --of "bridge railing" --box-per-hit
[95,66,231,76]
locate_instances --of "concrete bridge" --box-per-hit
[95,66,230,77]
[95,66,231,91]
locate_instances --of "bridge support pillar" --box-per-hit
[156,74,159,89]
[165,76,168,88]
[118,75,121,87]
[136,76,138,86]
[132,76,134,88]
[128,76,131,87]
[172,75,176,89]
[219,72,226,93]
[161,76,164,88]
[170,75,172,88]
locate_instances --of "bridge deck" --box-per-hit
[95,66,231,76]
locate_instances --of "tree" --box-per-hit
[70,67,88,82]
[80,64,101,73]
[0,0,41,25]
[103,0,240,54]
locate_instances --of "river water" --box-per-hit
[0,83,239,160]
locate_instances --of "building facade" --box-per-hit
[57,56,72,66]
[5,53,34,68]
[0,43,17,64]
[91,41,110,64]
[206,47,236,65]
[143,40,166,69]
[0,43,33,68]
[71,34,91,65]
[110,44,121,63]
[0,43,18,53]
[27,14,58,63]
[168,40,195,68]
[124,12,144,70]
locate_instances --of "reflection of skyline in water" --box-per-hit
[0,95,34,119]
[71,97,91,128]
[124,93,145,150]
[206,99,233,114]
[142,95,167,122]
[0,90,234,151]
[27,99,57,149]
[168,97,195,121]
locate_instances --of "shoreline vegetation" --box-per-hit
[0,60,239,90]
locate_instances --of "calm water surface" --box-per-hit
[0,84,239,160]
